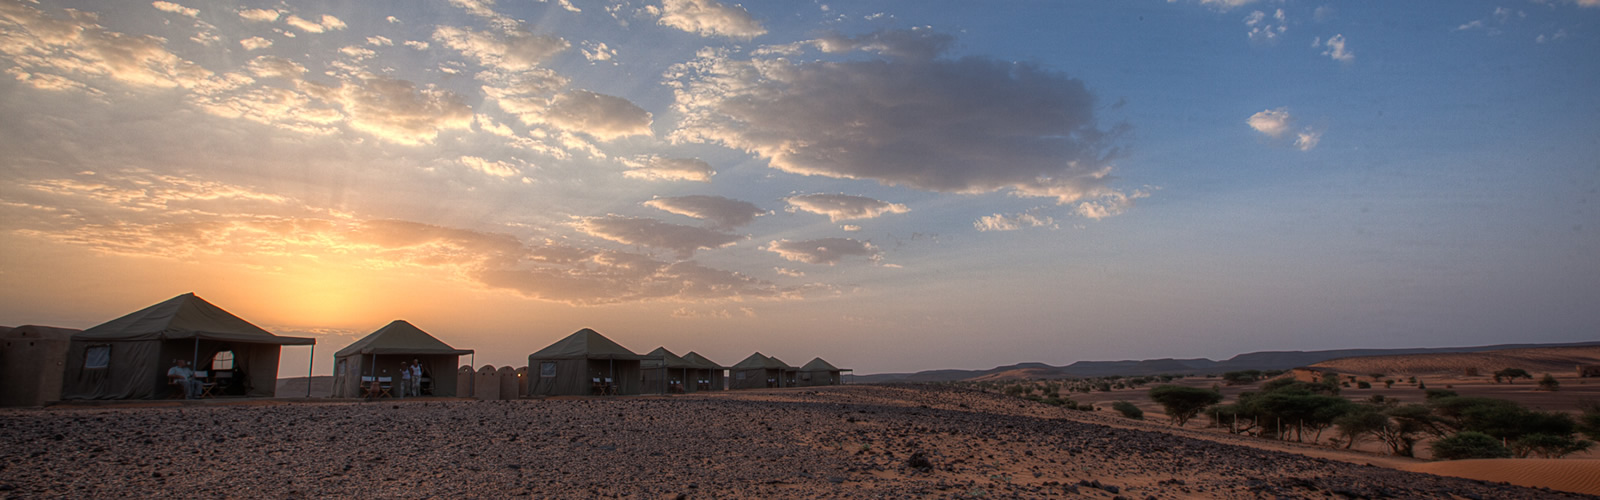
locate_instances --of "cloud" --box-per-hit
[775,267,805,277]
[238,8,282,22]
[811,28,954,60]
[656,0,767,39]
[765,238,881,265]
[623,156,715,182]
[460,156,521,178]
[239,36,273,51]
[574,215,741,258]
[974,212,1056,232]
[1294,129,1323,151]
[284,14,346,34]
[530,89,653,140]
[1245,9,1286,43]
[1075,189,1151,220]
[784,194,908,222]
[0,2,212,89]
[151,2,199,18]
[1170,0,1257,10]
[667,32,1127,205]
[582,41,616,62]
[433,25,569,72]
[1247,107,1293,137]
[644,195,765,228]
[332,76,475,145]
[245,56,306,80]
[1314,34,1354,62]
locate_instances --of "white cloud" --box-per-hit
[151,2,199,18]
[284,14,346,34]
[404,40,430,50]
[531,90,653,140]
[1247,107,1293,137]
[644,195,765,229]
[656,0,767,39]
[1171,0,1257,10]
[975,212,1057,232]
[839,224,861,232]
[784,194,908,222]
[1245,9,1286,43]
[575,215,742,258]
[582,41,617,62]
[775,267,805,277]
[434,25,569,72]
[1294,129,1322,151]
[245,56,306,80]
[811,28,953,59]
[765,238,880,265]
[622,156,715,182]
[332,76,475,145]
[239,36,273,51]
[238,8,281,22]
[1074,189,1151,220]
[0,2,210,89]
[667,32,1126,205]
[460,156,520,177]
[1317,34,1354,62]
[367,36,394,47]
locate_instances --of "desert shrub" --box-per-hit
[1384,379,1395,389]
[1111,401,1143,420]
[1417,381,1426,390]
[1248,390,1353,442]
[1333,405,1390,449]
[1356,381,1371,389]
[1538,374,1559,391]
[1222,370,1262,385]
[1148,385,1223,427]
[1510,433,1593,459]
[1431,396,1577,442]
[1378,404,1442,457]
[1423,389,1458,400]
[1431,432,1511,460]
[1580,400,1600,441]
[1493,368,1531,384]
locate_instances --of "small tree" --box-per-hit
[1538,373,1560,391]
[1432,432,1512,460]
[1580,399,1600,441]
[1333,405,1390,449]
[1493,368,1532,384]
[1384,379,1395,389]
[1510,433,1593,458]
[1111,401,1143,420]
[1356,381,1371,389]
[1148,385,1223,427]
[1376,404,1441,457]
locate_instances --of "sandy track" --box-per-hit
[1,385,1585,498]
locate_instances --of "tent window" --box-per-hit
[540,362,556,378]
[211,351,235,371]
[84,345,111,369]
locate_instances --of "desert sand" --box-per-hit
[1407,458,1600,496]
[2,384,1585,498]
[1310,346,1600,377]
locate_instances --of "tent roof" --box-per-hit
[3,324,81,340]
[800,357,840,372]
[642,347,694,369]
[766,355,798,370]
[335,320,473,357]
[73,293,315,345]
[681,351,725,370]
[732,352,787,370]
[529,328,643,360]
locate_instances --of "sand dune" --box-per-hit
[1408,459,1600,496]
[1310,346,1600,376]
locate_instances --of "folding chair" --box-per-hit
[360,376,377,397]
[603,377,615,395]
[592,377,604,395]
[194,371,217,398]
[377,376,394,397]
[213,371,234,396]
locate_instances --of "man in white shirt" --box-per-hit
[398,361,411,399]
[410,360,423,396]
[167,359,198,399]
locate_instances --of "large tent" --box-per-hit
[1,325,79,406]
[729,352,787,389]
[332,320,473,398]
[641,347,695,394]
[767,355,800,387]
[61,293,314,400]
[527,328,644,396]
[681,351,726,391]
[798,357,845,386]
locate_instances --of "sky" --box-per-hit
[1,0,1597,378]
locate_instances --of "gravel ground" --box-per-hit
[0,384,1585,499]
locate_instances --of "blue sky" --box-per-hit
[1,0,1596,376]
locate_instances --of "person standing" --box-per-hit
[410,360,424,397]
[398,361,411,399]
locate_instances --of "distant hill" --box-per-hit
[846,341,1600,383]
[1309,346,1600,376]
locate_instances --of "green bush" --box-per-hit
[1148,385,1223,427]
[1431,431,1511,460]
[1538,374,1560,391]
[1356,381,1371,389]
[1111,401,1143,420]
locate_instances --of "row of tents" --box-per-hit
[0,293,848,406]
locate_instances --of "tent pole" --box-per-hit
[191,337,199,399]
[305,343,315,398]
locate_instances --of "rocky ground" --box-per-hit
[1,384,1586,498]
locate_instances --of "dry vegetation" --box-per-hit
[3,384,1588,498]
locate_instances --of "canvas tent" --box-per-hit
[681,351,726,391]
[61,293,314,400]
[527,328,644,396]
[768,355,800,387]
[729,352,787,389]
[797,357,845,386]
[332,320,473,398]
[641,347,696,394]
[1,325,79,406]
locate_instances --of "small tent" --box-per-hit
[730,352,787,389]
[61,293,314,400]
[527,328,644,396]
[641,347,696,394]
[681,351,726,391]
[1,325,79,406]
[798,357,844,386]
[332,320,473,398]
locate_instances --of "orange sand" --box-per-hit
[1406,459,1600,496]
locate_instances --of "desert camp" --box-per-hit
[331,320,473,398]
